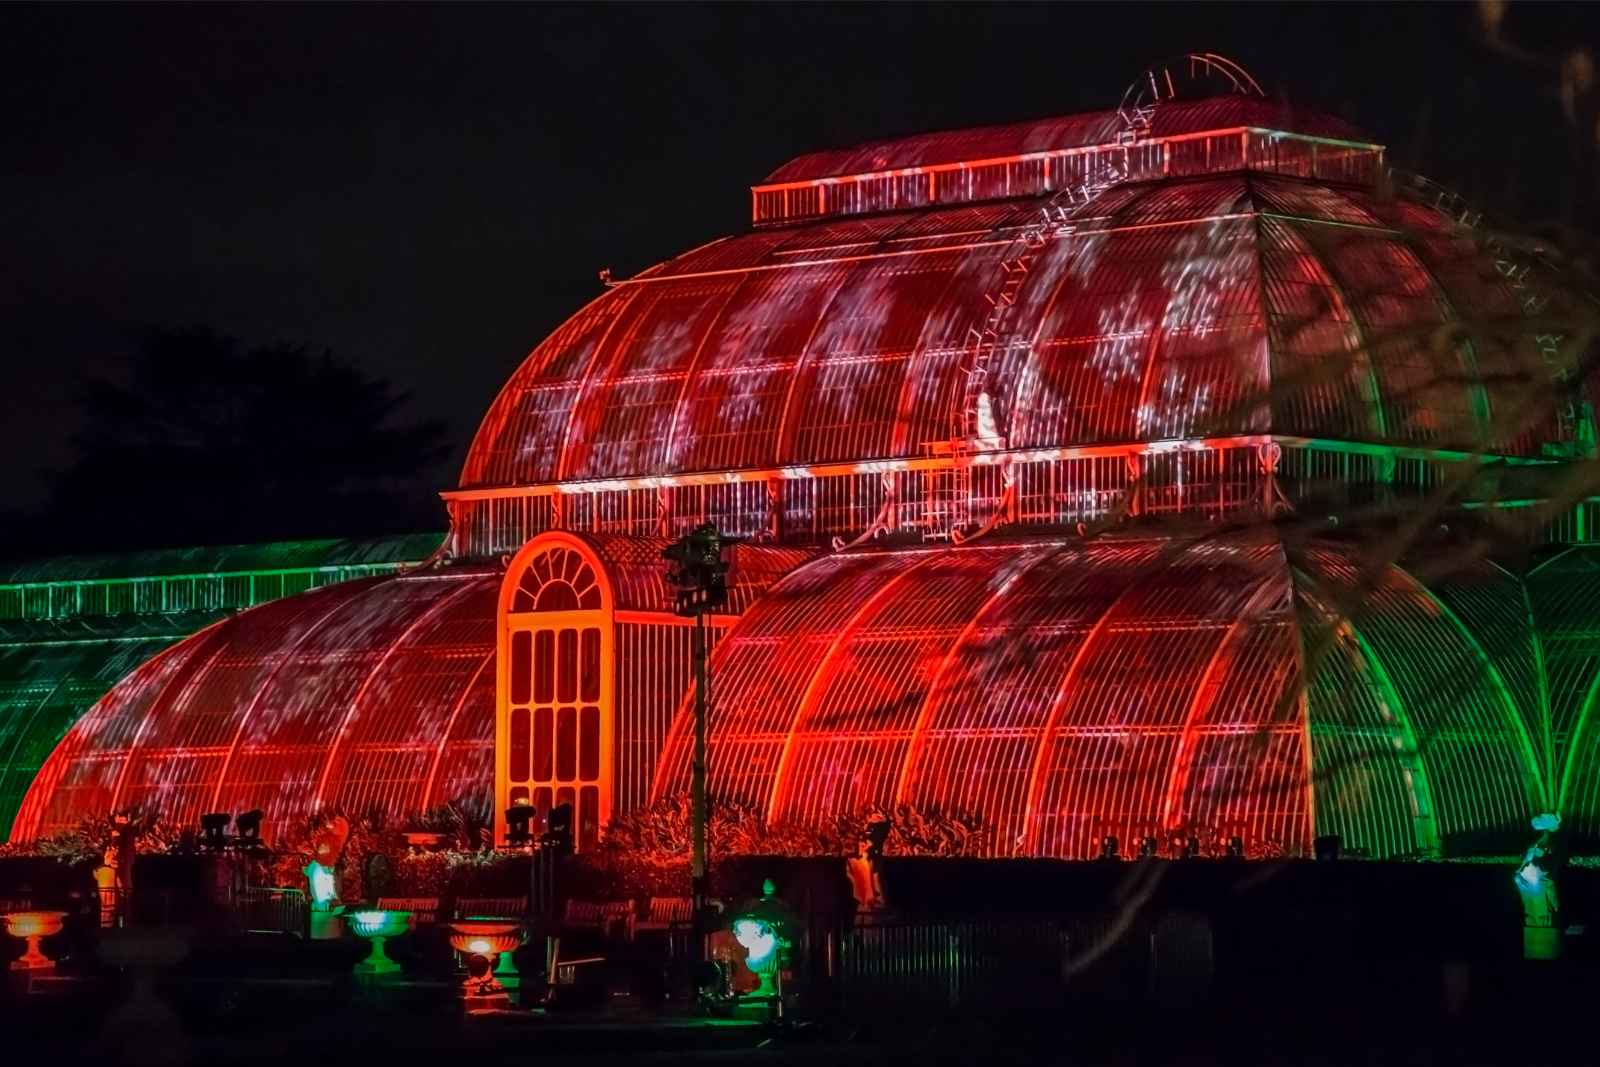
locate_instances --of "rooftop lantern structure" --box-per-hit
[13,55,1600,862]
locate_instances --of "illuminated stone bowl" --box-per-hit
[446,918,524,993]
[5,910,66,971]
[348,909,411,975]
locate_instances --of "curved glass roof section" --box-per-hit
[9,535,814,843]
[0,534,442,586]
[0,618,208,839]
[461,168,1571,496]
[12,568,500,843]
[653,531,1600,859]
[0,534,444,838]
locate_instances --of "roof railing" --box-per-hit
[751,127,1385,226]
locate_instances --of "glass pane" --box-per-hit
[556,706,577,781]
[532,786,552,822]
[579,785,599,850]
[581,629,601,702]
[509,707,530,782]
[533,707,553,781]
[579,705,600,782]
[555,785,575,810]
[509,785,529,806]
[510,630,532,705]
[534,630,554,703]
[558,629,577,703]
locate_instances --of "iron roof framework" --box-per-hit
[652,530,1600,859]
[0,535,442,837]
[16,63,1600,859]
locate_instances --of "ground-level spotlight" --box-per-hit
[1100,835,1120,861]
[1226,836,1245,858]
[199,812,231,849]
[542,802,573,853]
[1138,836,1158,859]
[505,804,537,846]
[1314,834,1341,862]
[234,809,264,847]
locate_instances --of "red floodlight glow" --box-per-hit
[12,70,1598,861]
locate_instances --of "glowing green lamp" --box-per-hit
[730,878,794,1001]
[733,917,779,993]
[304,860,337,911]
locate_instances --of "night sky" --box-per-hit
[3,2,1597,548]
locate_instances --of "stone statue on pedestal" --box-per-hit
[846,815,891,916]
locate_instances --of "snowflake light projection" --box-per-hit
[14,71,1600,862]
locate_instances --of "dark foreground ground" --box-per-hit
[7,858,1594,1065]
[3,955,1592,1067]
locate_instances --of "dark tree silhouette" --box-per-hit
[36,328,450,553]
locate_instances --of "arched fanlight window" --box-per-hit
[497,538,612,850]
[510,546,604,613]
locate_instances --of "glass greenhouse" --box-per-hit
[12,67,1600,859]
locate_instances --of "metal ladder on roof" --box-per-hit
[1484,243,1587,455]
[1394,169,1589,457]
[920,160,1132,542]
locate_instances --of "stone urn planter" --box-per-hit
[4,910,66,971]
[446,918,524,996]
[347,909,411,975]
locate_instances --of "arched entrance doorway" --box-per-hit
[496,534,613,849]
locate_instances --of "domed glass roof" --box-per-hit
[653,530,1600,859]
[462,170,1571,495]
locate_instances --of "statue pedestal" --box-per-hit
[1524,923,1562,961]
[309,911,345,940]
[461,990,511,1012]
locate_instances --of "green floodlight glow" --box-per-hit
[732,918,777,971]
[1517,862,1543,891]
[304,861,337,910]
[729,878,794,1002]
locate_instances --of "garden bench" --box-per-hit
[636,896,692,932]
[455,895,528,920]
[376,896,440,926]
[562,898,635,941]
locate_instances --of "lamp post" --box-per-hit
[662,523,733,962]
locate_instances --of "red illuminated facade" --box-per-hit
[14,60,1600,859]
